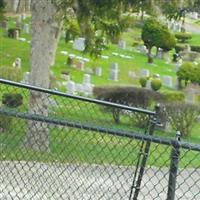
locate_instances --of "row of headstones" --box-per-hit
[72,37,127,52]
[68,57,119,81]
[139,69,174,88]
[67,74,93,96]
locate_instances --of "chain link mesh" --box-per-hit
[0,80,200,200]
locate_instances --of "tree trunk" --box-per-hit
[24,0,62,151]
[147,47,153,63]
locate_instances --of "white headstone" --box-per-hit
[110,63,119,81]
[95,67,102,76]
[110,70,118,81]
[111,63,119,71]
[73,38,85,51]
[146,80,151,90]
[128,71,137,78]
[140,69,150,77]
[139,45,148,54]
[118,40,126,49]
[83,74,91,85]
[157,48,164,59]
[23,24,30,34]
[163,76,173,88]
[13,58,21,68]
[67,81,76,95]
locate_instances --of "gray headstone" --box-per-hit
[110,69,118,81]
[73,38,85,51]
[67,81,76,95]
[118,40,126,49]
[95,67,102,76]
[163,76,173,88]
[110,63,119,81]
[157,48,164,59]
[140,69,150,77]
[23,24,30,34]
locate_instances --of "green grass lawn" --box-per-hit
[0,17,200,167]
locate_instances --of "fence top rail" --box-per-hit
[0,78,155,115]
[0,108,200,152]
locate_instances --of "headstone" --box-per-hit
[157,48,164,59]
[82,84,93,95]
[138,45,148,54]
[146,80,151,90]
[67,81,76,95]
[21,13,26,21]
[23,24,30,34]
[110,63,119,81]
[1,20,8,30]
[85,68,93,75]
[83,74,91,85]
[128,71,137,78]
[175,60,182,71]
[67,55,75,67]
[76,60,85,71]
[101,55,109,59]
[186,89,196,103]
[95,67,102,76]
[61,74,70,81]
[75,83,84,93]
[23,72,30,84]
[16,20,22,29]
[13,58,21,68]
[111,63,119,71]
[153,74,160,79]
[190,12,198,20]
[73,38,85,51]
[140,69,150,77]
[118,40,126,49]
[163,76,173,88]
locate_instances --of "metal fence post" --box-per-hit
[167,131,181,200]
[130,104,160,200]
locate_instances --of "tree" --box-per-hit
[25,0,135,151]
[0,0,5,21]
[141,18,175,63]
[176,62,194,87]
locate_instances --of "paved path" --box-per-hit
[0,161,200,200]
[185,22,200,34]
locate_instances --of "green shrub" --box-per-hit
[175,32,192,43]
[176,62,194,87]
[165,103,200,138]
[0,66,22,82]
[94,86,162,126]
[139,77,147,88]
[190,45,200,53]
[175,44,186,53]
[2,93,23,108]
[161,91,185,103]
[151,79,162,91]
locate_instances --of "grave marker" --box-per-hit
[163,76,173,88]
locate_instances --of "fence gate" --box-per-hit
[0,79,200,200]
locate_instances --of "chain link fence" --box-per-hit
[0,78,200,200]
